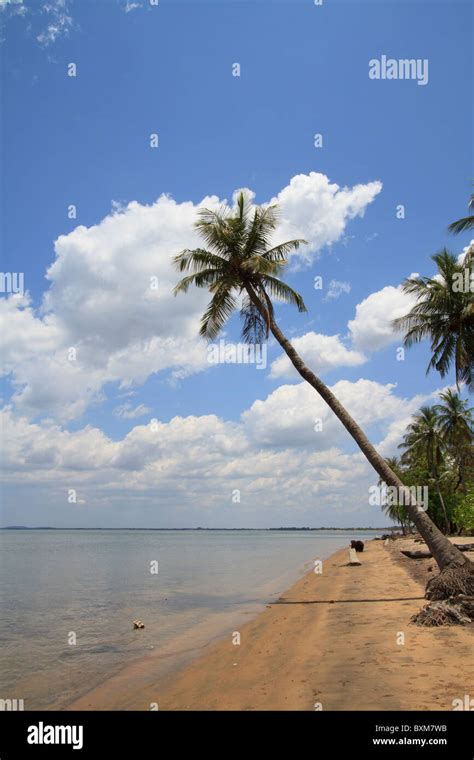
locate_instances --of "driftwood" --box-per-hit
[412,595,474,627]
[401,549,432,560]
[348,548,361,566]
[401,543,473,561]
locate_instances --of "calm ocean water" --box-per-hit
[0,529,373,709]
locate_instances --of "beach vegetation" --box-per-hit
[383,390,473,536]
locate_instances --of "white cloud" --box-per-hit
[36,0,73,46]
[242,378,417,449]
[0,406,118,473]
[458,239,474,264]
[269,332,366,381]
[348,242,474,355]
[0,1,27,17]
[0,294,63,375]
[268,173,382,263]
[376,386,446,457]
[347,285,416,351]
[2,194,217,420]
[1,1,73,44]
[0,376,439,526]
[1,376,434,524]
[2,173,380,422]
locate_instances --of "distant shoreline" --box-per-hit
[1,526,396,532]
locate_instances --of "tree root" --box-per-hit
[412,595,474,627]
[425,561,474,601]
[413,562,474,626]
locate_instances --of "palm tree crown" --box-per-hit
[435,388,473,493]
[393,250,474,390]
[434,388,473,448]
[399,406,444,473]
[399,405,450,530]
[174,193,307,342]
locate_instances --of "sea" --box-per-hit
[0,528,375,709]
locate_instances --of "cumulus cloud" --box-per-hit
[347,285,416,351]
[242,378,415,449]
[269,332,366,381]
[376,386,446,457]
[0,377,435,525]
[1,195,218,420]
[2,173,380,421]
[458,239,474,264]
[268,173,382,264]
[0,406,118,474]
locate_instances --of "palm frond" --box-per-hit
[199,283,238,341]
[243,205,279,259]
[261,276,307,312]
[262,238,307,263]
[173,269,226,295]
[173,248,228,273]
[448,216,474,235]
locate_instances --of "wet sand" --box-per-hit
[67,538,474,711]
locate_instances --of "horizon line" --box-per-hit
[1,525,396,531]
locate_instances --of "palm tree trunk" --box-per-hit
[252,300,469,574]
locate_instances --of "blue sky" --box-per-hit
[0,0,472,527]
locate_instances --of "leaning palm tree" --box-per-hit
[393,250,474,391]
[399,407,450,533]
[174,193,473,598]
[435,389,474,493]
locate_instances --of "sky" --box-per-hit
[0,0,472,528]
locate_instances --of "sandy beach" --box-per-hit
[67,538,474,711]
